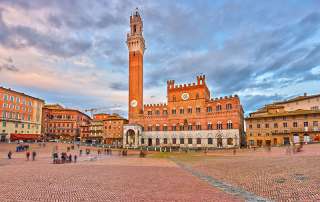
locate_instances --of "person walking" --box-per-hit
[32,151,36,161]
[26,151,30,161]
[68,154,72,163]
[74,155,77,163]
[8,151,12,159]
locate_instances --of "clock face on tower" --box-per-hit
[181,93,190,101]
[130,99,138,107]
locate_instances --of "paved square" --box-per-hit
[0,143,319,201]
[0,143,241,202]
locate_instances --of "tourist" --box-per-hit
[68,154,72,163]
[79,149,82,156]
[8,151,12,159]
[74,155,77,163]
[233,148,237,155]
[104,148,107,155]
[32,151,37,161]
[26,151,30,161]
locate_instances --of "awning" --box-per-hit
[10,134,40,141]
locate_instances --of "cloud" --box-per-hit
[0,56,19,72]
[0,0,320,116]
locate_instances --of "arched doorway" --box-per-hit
[126,129,135,146]
[303,134,310,143]
[293,134,299,144]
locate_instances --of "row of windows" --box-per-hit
[249,114,318,122]
[1,94,32,106]
[1,121,38,129]
[48,129,74,133]
[249,121,318,129]
[140,137,234,145]
[2,129,36,134]
[145,121,233,131]
[2,103,32,112]
[49,123,74,128]
[2,111,31,121]
[147,104,234,116]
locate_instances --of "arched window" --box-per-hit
[163,124,168,131]
[226,103,232,110]
[133,25,137,33]
[196,93,199,99]
[179,124,184,131]
[227,120,233,129]
[216,104,222,111]
[207,122,212,130]
[196,123,201,130]
[155,124,160,131]
[217,121,223,130]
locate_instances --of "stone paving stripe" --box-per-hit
[170,157,273,202]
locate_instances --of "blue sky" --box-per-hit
[0,0,320,117]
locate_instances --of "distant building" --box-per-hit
[42,104,91,141]
[86,119,104,144]
[83,113,128,145]
[246,93,320,147]
[0,87,45,142]
[123,10,245,148]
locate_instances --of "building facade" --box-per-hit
[0,87,44,142]
[246,93,320,147]
[42,104,91,141]
[123,10,245,148]
[83,113,128,145]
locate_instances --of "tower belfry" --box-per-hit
[127,8,145,121]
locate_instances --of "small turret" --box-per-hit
[196,75,206,85]
[167,80,175,89]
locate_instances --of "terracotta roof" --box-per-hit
[271,93,320,105]
[0,86,45,102]
[246,109,320,119]
[43,104,91,120]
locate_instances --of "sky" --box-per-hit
[0,0,320,118]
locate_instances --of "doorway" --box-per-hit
[126,129,135,146]
[217,137,223,148]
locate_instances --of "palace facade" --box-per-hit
[123,10,245,148]
[246,93,320,147]
[42,104,91,141]
[0,87,44,142]
[82,113,128,146]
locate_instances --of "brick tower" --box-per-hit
[127,8,145,121]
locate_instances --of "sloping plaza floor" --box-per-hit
[0,143,241,202]
[0,143,319,201]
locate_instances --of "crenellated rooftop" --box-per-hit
[167,75,207,91]
[208,94,239,101]
[144,103,168,108]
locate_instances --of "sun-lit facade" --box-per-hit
[123,10,245,148]
[0,86,44,142]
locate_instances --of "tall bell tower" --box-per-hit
[127,8,145,121]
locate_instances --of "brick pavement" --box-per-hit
[0,143,242,202]
[172,144,320,202]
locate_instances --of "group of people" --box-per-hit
[7,149,37,161]
[26,150,37,161]
[52,152,77,164]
